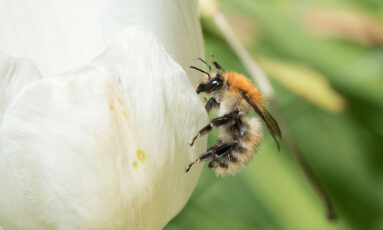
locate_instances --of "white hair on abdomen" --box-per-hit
[246,116,262,135]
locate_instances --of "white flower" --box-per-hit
[0,1,207,229]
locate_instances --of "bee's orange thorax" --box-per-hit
[224,72,265,111]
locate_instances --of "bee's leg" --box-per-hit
[211,54,224,72]
[190,111,239,146]
[186,142,238,172]
[208,142,239,169]
[205,97,220,112]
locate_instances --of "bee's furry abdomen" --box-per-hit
[213,117,263,176]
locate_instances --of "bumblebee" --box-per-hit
[186,55,281,175]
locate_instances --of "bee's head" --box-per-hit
[191,55,225,94]
[196,73,224,94]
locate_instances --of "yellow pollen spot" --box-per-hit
[123,111,128,118]
[137,150,146,163]
[109,104,114,111]
[118,98,124,105]
[133,161,139,170]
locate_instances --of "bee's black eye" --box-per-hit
[196,76,223,94]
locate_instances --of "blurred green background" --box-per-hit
[166,0,383,229]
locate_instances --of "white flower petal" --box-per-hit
[0,51,42,230]
[0,51,42,125]
[0,0,204,88]
[102,0,204,87]
[0,27,207,229]
[0,0,105,76]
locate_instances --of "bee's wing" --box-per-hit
[244,95,282,151]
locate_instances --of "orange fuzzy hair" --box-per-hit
[225,72,265,111]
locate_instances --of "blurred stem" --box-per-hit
[270,100,336,220]
[214,12,274,99]
[201,0,336,220]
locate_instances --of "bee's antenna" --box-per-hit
[190,66,211,79]
[198,58,212,72]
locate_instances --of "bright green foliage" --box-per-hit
[166,0,383,229]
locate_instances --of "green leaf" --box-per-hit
[258,58,346,113]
